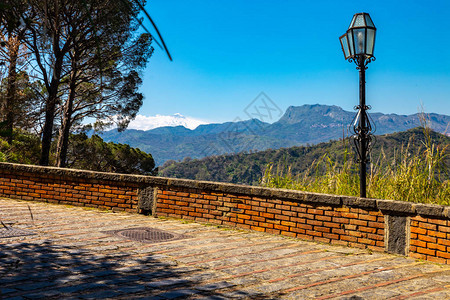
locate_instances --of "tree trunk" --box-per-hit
[56,80,75,167]
[5,35,19,144]
[39,56,63,166]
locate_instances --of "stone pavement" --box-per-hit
[1,198,450,299]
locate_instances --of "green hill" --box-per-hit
[159,128,450,186]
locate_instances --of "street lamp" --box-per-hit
[339,12,377,198]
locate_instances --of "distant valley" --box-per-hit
[100,104,450,166]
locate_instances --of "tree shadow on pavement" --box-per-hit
[0,239,262,299]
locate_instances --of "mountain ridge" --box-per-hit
[99,104,450,165]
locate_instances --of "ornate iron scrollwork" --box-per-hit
[348,55,376,70]
[349,105,376,163]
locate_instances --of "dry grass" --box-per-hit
[261,127,449,205]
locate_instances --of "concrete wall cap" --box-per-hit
[341,196,377,209]
[414,203,445,217]
[376,199,416,214]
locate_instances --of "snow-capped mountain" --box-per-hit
[127,113,209,130]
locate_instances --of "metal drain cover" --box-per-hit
[104,227,187,243]
[0,227,36,239]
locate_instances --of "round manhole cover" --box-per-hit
[105,227,186,243]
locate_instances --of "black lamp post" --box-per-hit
[339,12,376,198]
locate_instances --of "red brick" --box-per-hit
[274,224,289,231]
[296,234,314,241]
[359,214,377,221]
[427,256,447,264]
[419,222,437,230]
[267,208,282,214]
[418,234,437,243]
[281,221,296,228]
[350,219,368,226]
[291,206,307,213]
[416,247,435,256]
[281,210,296,217]
[437,238,450,247]
[436,251,450,259]
[412,215,428,222]
[290,227,306,234]
[314,237,331,243]
[281,231,296,237]
[261,212,274,219]
[297,223,312,230]
[428,230,446,238]
[315,226,331,233]
[305,230,322,237]
[251,226,266,232]
[290,217,306,224]
[276,204,291,210]
[427,218,448,226]
[266,228,281,235]
[439,226,450,233]
[259,222,274,229]
[245,210,259,216]
[275,214,290,221]
[368,221,384,228]
[342,212,358,219]
[358,238,375,245]
[323,222,340,228]
[411,226,427,235]
[307,208,324,215]
[333,217,349,224]
[366,233,384,241]
[428,243,446,252]
[341,235,357,242]
[359,226,377,233]
[315,215,332,222]
[306,219,323,226]
[322,233,339,240]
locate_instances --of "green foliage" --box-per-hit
[102,105,450,166]
[0,130,40,164]
[261,128,450,205]
[161,127,449,204]
[66,133,157,175]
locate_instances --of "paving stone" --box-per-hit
[155,289,199,299]
[1,198,450,299]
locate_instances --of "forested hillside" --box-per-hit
[160,128,450,185]
[101,105,450,165]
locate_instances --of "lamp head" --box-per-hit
[339,13,376,60]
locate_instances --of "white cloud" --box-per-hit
[127,113,210,131]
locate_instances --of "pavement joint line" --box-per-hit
[172,240,283,259]
[150,237,249,255]
[185,243,299,266]
[315,274,425,300]
[2,198,450,299]
[213,249,326,271]
[389,286,445,300]
[117,233,256,253]
[269,256,393,283]
[222,254,344,281]
[280,261,423,294]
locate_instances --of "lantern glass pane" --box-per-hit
[353,14,366,27]
[353,28,366,55]
[348,30,354,56]
[340,34,350,59]
[349,15,357,28]
[365,14,374,28]
[366,28,376,56]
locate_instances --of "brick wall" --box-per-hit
[0,163,141,212]
[0,162,449,264]
[156,187,386,252]
[410,215,450,264]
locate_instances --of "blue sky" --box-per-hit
[138,0,450,124]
